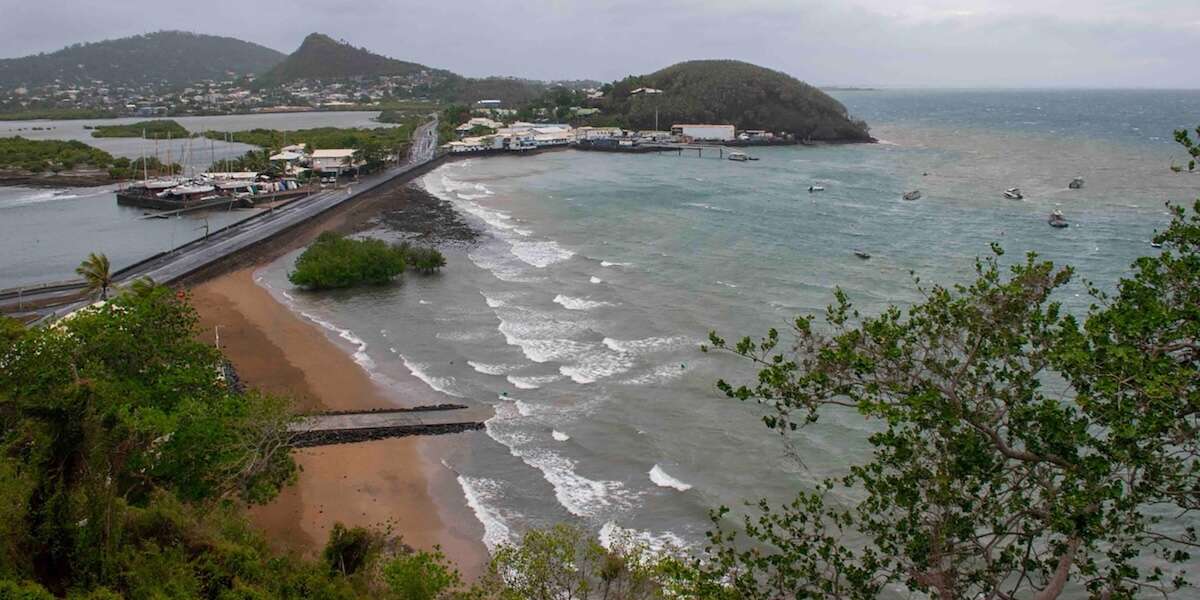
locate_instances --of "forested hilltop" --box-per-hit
[0,31,285,88]
[600,60,872,142]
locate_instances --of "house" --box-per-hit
[630,87,663,96]
[475,99,503,108]
[310,149,358,173]
[575,126,624,141]
[671,124,736,141]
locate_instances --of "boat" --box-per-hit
[1068,177,1084,189]
[1004,187,1024,200]
[1048,209,1069,228]
[1150,241,1163,249]
[727,152,750,162]
[747,156,760,161]
[808,185,825,192]
[902,190,922,201]
[853,250,871,259]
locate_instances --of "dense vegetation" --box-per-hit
[0,136,178,179]
[253,33,451,89]
[202,125,411,152]
[90,119,189,139]
[0,31,284,88]
[288,232,445,290]
[596,60,872,141]
[0,108,118,121]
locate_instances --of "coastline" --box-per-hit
[186,181,490,577]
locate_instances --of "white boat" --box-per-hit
[1048,209,1069,228]
[727,152,749,162]
[902,190,922,201]
[808,185,825,192]
[1004,187,1024,200]
[1068,177,1084,189]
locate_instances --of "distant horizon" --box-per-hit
[2,0,1197,88]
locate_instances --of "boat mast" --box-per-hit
[142,128,149,182]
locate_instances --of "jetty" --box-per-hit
[289,404,489,448]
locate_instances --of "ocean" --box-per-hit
[250,89,1200,563]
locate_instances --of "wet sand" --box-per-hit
[188,183,488,576]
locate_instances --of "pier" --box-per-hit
[288,404,489,447]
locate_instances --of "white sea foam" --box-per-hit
[457,475,515,552]
[559,349,635,384]
[590,276,603,284]
[601,261,632,267]
[602,335,696,355]
[506,373,564,389]
[419,299,431,305]
[300,312,375,371]
[511,240,574,268]
[553,294,612,310]
[598,521,689,555]
[486,403,638,517]
[399,354,463,397]
[467,361,520,376]
[716,280,738,288]
[649,464,693,491]
[552,430,571,442]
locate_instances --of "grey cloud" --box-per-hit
[0,0,1196,87]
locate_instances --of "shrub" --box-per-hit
[399,243,446,275]
[288,232,407,290]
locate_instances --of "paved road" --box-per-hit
[2,118,440,320]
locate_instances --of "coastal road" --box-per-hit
[2,117,440,321]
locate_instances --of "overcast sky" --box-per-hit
[3,0,1198,88]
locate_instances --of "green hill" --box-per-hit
[603,60,872,142]
[0,31,285,89]
[253,33,449,87]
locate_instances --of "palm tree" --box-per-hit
[123,276,158,299]
[76,252,113,300]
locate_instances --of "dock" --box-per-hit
[288,404,489,447]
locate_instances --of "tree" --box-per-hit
[698,192,1200,598]
[75,252,112,300]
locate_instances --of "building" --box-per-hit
[310,149,358,173]
[671,124,736,141]
[630,87,663,96]
[574,126,624,141]
[475,99,503,108]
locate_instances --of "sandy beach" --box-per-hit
[187,182,489,577]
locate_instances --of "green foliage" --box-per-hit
[0,316,24,348]
[0,137,116,173]
[0,285,299,592]
[701,194,1200,596]
[0,108,118,121]
[382,547,461,600]
[1174,126,1199,172]
[400,243,446,275]
[203,125,411,155]
[0,31,284,89]
[90,119,189,139]
[438,105,471,145]
[288,232,408,289]
[74,252,112,300]
[0,579,55,600]
[323,523,383,577]
[600,60,871,141]
[480,524,670,600]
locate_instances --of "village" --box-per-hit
[443,103,797,156]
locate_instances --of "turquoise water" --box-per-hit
[251,90,1199,585]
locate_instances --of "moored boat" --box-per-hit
[1004,187,1024,200]
[902,190,922,201]
[1068,177,1084,189]
[727,152,750,162]
[1048,209,1069,228]
[854,250,871,259]
[808,185,825,192]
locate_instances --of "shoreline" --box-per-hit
[186,178,490,577]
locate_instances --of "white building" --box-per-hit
[671,124,736,141]
[575,126,624,140]
[310,149,358,173]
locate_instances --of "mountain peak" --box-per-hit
[253,33,437,87]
